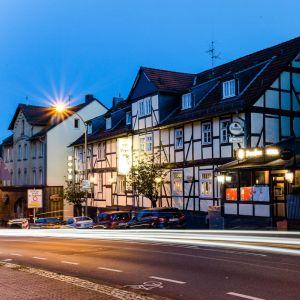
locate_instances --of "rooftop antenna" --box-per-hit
[206,41,220,75]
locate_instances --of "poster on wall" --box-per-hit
[253,186,270,202]
[27,189,43,209]
[240,187,253,201]
[226,188,238,201]
[117,137,132,175]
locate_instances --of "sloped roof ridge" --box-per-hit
[141,66,195,76]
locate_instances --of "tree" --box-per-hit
[64,181,86,216]
[128,154,165,208]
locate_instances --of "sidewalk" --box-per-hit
[0,266,107,300]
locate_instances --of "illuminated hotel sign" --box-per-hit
[236,147,280,160]
[117,137,132,175]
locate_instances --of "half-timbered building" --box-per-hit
[71,37,300,224]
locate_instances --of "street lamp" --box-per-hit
[53,101,89,216]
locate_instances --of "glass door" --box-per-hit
[271,171,286,219]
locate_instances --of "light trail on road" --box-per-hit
[1,229,300,256]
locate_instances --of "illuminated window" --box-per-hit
[117,176,126,194]
[175,128,183,149]
[97,142,105,160]
[199,171,213,198]
[202,122,212,145]
[220,120,230,143]
[172,171,183,194]
[223,79,236,99]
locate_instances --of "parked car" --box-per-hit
[65,216,94,229]
[30,217,64,229]
[96,211,131,229]
[127,207,186,229]
[7,218,29,229]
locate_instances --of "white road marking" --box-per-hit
[33,256,47,260]
[61,261,79,265]
[149,276,186,284]
[98,267,123,273]
[10,253,22,256]
[2,259,12,262]
[227,291,265,300]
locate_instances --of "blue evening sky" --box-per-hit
[0,0,299,140]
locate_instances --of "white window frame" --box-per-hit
[106,117,112,130]
[139,137,145,152]
[202,122,212,145]
[175,128,183,150]
[199,170,213,198]
[145,135,153,152]
[172,170,183,195]
[182,93,192,110]
[220,119,230,144]
[222,79,236,99]
[145,98,152,116]
[126,111,132,125]
[138,101,145,117]
[138,98,152,117]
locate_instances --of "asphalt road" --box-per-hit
[1,231,300,300]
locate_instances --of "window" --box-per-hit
[23,144,28,159]
[199,171,213,198]
[39,143,44,157]
[32,143,37,159]
[138,101,145,117]
[202,122,212,145]
[74,118,79,128]
[24,169,27,185]
[39,169,43,185]
[21,119,25,135]
[32,170,37,185]
[223,79,236,99]
[175,128,183,149]
[182,93,192,109]
[106,117,112,130]
[87,122,93,134]
[126,111,132,125]
[145,98,152,115]
[5,148,10,162]
[18,145,22,160]
[117,176,126,194]
[97,142,105,160]
[139,137,145,152]
[220,120,230,143]
[18,169,21,185]
[145,135,152,152]
[98,173,103,193]
[138,98,151,117]
[172,171,183,194]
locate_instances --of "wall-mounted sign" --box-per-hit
[229,122,243,136]
[226,188,238,201]
[229,136,243,143]
[117,137,132,175]
[81,180,91,190]
[240,187,253,201]
[253,186,270,202]
[28,189,43,209]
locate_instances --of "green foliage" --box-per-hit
[128,154,166,207]
[64,181,85,206]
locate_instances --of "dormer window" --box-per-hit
[138,98,152,117]
[182,93,192,109]
[87,122,93,134]
[126,111,132,125]
[222,79,236,99]
[106,117,112,130]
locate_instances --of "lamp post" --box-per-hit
[54,102,89,217]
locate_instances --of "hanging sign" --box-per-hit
[117,137,132,175]
[27,189,43,209]
[229,122,244,136]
